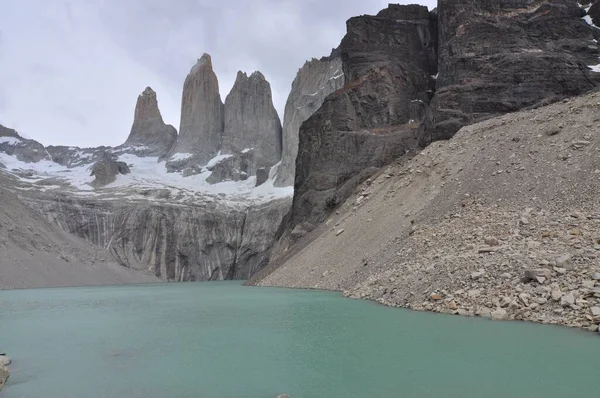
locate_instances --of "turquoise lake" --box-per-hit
[2,282,600,398]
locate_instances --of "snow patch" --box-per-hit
[0,149,293,204]
[241,148,254,154]
[0,137,22,145]
[206,152,233,168]
[169,153,193,162]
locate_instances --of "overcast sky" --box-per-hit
[0,0,436,147]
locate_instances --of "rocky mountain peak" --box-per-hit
[249,71,266,80]
[167,53,224,171]
[220,69,282,176]
[123,87,177,157]
[133,87,163,124]
[191,53,213,73]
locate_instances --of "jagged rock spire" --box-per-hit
[124,87,177,157]
[168,53,224,167]
[222,69,282,169]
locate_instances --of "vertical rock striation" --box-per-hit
[274,50,345,187]
[25,194,291,281]
[168,53,224,173]
[222,71,282,170]
[123,87,177,157]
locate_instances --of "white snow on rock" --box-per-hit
[0,149,292,204]
[0,137,22,145]
[169,152,193,162]
[205,151,233,168]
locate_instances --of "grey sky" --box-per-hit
[0,0,436,147]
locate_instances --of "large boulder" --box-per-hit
[90,152,131,188]
[122,87,177,157]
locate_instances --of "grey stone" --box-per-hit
[555,254,572,268]
[90,152,131,188]
[582,280,596,289]
[274,50,344,187]
[122,87,177,157]
[471,271,485,280]
[223,71,282,170]
[168,54,224,170]
[551,290,563,301]
[561,293,576,307]
[256,167,270,187]
[523,268,551,283]
[484,236,500,246]
[0,364,8,391]
[491,308,508,321]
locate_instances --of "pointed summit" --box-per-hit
[123,87,177,156]
[167,53,224,170]
[191,53,213,74]
[133,87,163,124]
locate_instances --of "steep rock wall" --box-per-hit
[427,0,600,142]
[222,71,282,169]
[25,194,291,281]
[289,5,437,228]
[274,50,345,187]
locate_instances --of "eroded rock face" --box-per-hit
[428,0,600,142]
[223,71,282,169]
[589,1,600,26]
[168,54,224,171]
[289,4,436,227]
[26,194,291,281]
[274,50,345,187]
[123,87,177,157]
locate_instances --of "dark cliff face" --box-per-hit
[590,1,600,26]
[428,0,600,142]
[286,1,600,232]
[290,5,437,227]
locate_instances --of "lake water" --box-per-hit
[2,282,600,398]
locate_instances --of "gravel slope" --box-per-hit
[251,91,600,331]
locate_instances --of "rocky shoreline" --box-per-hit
[251,91,600,335]
[345,206,600,333]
